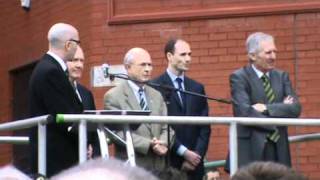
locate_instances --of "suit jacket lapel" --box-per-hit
[245,65,267,103]
[123,82,141,110]
[269,70,280,102]
[145,86,156,134]
[184,77,191,114]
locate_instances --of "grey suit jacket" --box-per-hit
[228,64,301,168]
[104,81,174,171]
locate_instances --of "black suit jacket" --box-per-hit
[226,64,301,170]
[77,83,100,156]
[28,54,83,177]
[77,84,96,110]
[152,72,211,179]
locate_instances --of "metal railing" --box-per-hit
[0,136,29,144]
[203,132,320,170]
[57,114,320,175]
[0,115,50,175]
[1,114,320,176]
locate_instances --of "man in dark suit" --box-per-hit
[152,39,211,180]
[28,23,83,177]
[226,32,301,170]
[66,46,98,158]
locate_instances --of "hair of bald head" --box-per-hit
[48,23,78,49]
[246,32,274,54]
[123,47,149,65]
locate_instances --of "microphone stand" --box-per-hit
[107,73,232,104]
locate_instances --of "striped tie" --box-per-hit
[261,74,275,103]
[138,88,149,110]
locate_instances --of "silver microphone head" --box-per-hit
[102,64,109,78]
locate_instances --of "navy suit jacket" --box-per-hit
[152,72,211,178]
[28,54,83,177]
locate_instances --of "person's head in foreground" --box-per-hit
[231,161,307,180]
[51,158,159,180]
[0,165,31,180]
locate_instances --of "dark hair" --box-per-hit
[231,162,307,180]
[164,38,179,59]
[152,167,187,180]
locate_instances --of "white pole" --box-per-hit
[229,122,238,176]
[38,123,46,176]
[124,124,136,167]
[0,136,29,144]
[79,119,87,163]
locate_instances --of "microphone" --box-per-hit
[102,63,109,78]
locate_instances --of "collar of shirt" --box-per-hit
[166,69,185,89]
[251,64,270,78]
[128,80,146,103]
[47,51,67,72]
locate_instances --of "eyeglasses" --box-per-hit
[68,39,81,45]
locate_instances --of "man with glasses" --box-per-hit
[28,23,83,177]
[104,47,174,173]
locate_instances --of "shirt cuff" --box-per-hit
[177,145,188,156]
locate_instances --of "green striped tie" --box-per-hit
[261,74,275,103]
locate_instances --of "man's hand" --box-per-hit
[283,95,294,104]
[151,137,167,156]
[181,160,196,171]
[183,149,201,167]
[152,144,168,156]
[87,144,93,159]
[252,103,267,112]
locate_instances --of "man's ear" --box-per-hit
[248,53,256,62]
[166,52,173,62]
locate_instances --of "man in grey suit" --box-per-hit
[104,47,174,172]
[226,32,301,170]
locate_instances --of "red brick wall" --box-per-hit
[0,0,320,178]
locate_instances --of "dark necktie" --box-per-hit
[65,69,69,77]
[176,77,186,107]
[261,74,275,103]
[138,88,149,110]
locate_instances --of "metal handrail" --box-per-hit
[57,114,320,175]
[0,136,29,144]
[1,114,319,176]
[0,115,49,131]
[0,115,50,175]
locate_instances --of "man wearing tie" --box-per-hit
[66,46,98,158]
[152,39,211,180]
[104,47,174,172]
[226,32,301,170]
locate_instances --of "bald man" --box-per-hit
[28,23,83,177]
[104,48,174,172]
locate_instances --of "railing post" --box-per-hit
[79,119,87,163]
[97,124,109,159]
[38,122,46,175]
[124,124,136,167]
[229,121,238,176]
